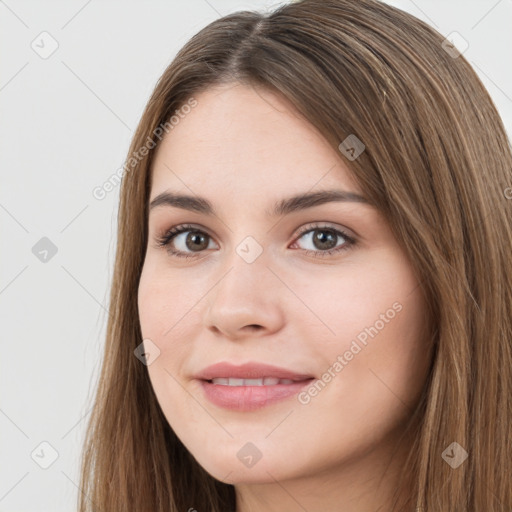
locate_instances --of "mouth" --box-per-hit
[195,362,315,411]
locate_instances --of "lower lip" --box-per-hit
[199,379,314,411]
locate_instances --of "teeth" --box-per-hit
[210,377,298,386]
[211,378,229,385]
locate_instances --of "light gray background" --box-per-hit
[1,1,511,510]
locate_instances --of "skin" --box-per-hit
[138,82,432,512]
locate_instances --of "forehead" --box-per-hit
[149,83,361,203]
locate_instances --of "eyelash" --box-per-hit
[155,223,357,260]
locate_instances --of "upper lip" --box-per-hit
[195,362,314,381]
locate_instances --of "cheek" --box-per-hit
[137,265,200,419]
[301,253,429,406]
[355,289,429,409]
[290,251,422,342]
[137,263,208,383]
[138,262,197,338]
[138,270,165,342]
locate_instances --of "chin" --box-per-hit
[191,448,290,485]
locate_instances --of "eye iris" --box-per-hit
[186,231,209,251]
[313,229,337,250]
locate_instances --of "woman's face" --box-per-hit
[138,82,431,488]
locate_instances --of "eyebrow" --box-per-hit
[149,189,371,217]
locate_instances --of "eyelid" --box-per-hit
[293,221,357,241]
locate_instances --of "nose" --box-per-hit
[203,251,285,340]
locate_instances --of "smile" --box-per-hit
[195,361,315,411]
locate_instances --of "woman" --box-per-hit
[78,0,512,510]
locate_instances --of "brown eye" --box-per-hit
[183,231,209,251]
[310,229,338,250]
[156,224,217,259]
[291,224,356,258]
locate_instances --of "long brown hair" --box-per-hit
[78,0,512,510]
